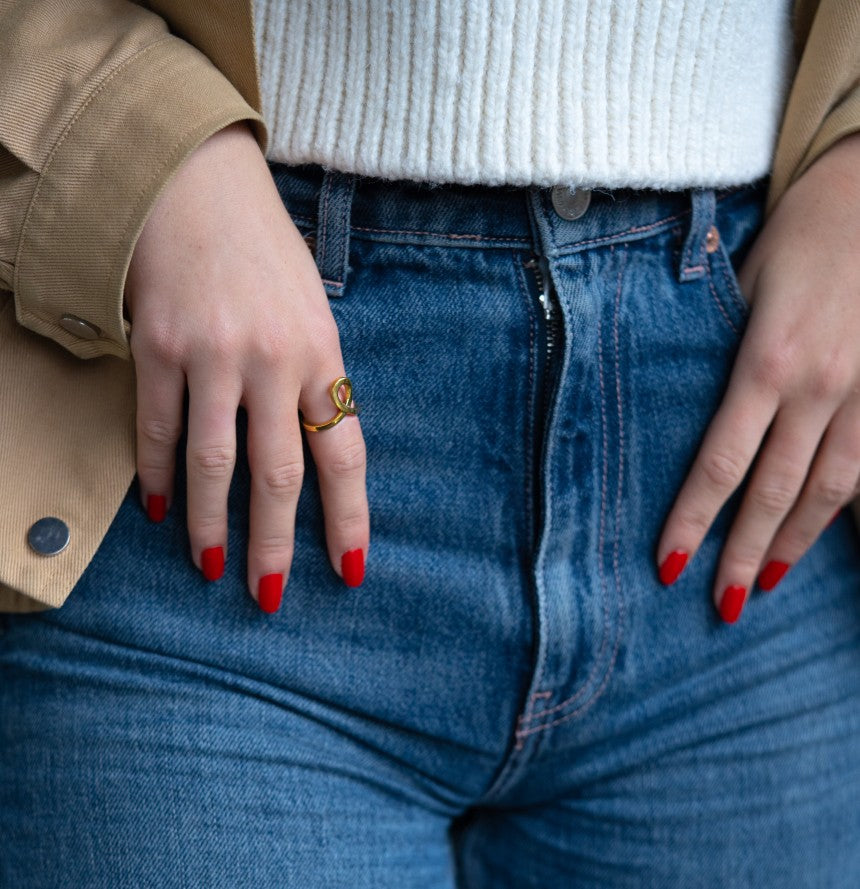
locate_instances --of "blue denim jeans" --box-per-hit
[2,166,860,888]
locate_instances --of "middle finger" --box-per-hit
[244,372,304,614]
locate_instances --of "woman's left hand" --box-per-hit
[656,131,860,623]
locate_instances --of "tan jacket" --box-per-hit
[1,0,859,613]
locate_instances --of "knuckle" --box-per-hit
[328,506,369,539]
[137,457,173,478]
[749,346,795,393]
[189,445,236,479]
[725,556,760,580]
[326,438,367,479]
[251,342,281,369]
[261,458,305,497]
[808,363,851,400]
[779,524,815,555]
[810,476,852,507]
[701,450,745,491]
[140,327,186,366]
[192,513,225,533]
[676,506,712,537]
[138,417,182,448]
[251,534,294,562]
[722,541,762,573]
[749,481,796,515]
[250,328,291,367]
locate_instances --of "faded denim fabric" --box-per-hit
[2,164,859,888]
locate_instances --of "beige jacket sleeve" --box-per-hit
[767,0,860,213]
[0,0,265,613]
[0,0,265,360]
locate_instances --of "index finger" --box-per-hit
[300,375,369,588]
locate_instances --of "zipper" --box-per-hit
[522,252,564,553]
[523,253,562,366]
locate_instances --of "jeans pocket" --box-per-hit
[706,232,751,330]
[704,181,768,334]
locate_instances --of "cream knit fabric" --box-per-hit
[253,0,795,189]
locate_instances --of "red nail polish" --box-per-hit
[719,584,746,623]
[201,546,225,581]
[757,560,789,591]
[147,494,167,523]
[658,549,688,585]
[258,573,283,613]
[341,549,365,587]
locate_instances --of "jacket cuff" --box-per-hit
[792,86,860,182]
[13,34,265,360]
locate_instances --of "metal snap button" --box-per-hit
[551,185,592,220]
[27,517,70,556]
[59,314,101,340]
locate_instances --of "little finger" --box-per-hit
[133,356,185,524]
[712,400,833,622]
[756,398,860,592]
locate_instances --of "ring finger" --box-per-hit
[185,365,242,581]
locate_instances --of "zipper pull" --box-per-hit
[524,254,555,322]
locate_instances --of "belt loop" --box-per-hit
[315,168,357,298]
[678,188,716,283]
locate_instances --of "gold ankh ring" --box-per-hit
[301,376,359,432]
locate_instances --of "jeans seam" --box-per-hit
[717,244,750,317]
[706,252,742,337]
[317,175,333,274]
[351,224,531,244]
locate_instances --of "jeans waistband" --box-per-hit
[268,162,768,297]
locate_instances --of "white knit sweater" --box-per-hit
[253,0,795,189]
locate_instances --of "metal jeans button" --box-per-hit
[551,185,592,220]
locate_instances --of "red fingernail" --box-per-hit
[826,509,841,528]
[658,549,688,585]
[201,546,225,581]
[719,584,746,623]
[757,560,790,591]
[341,549,365,587]
[258,573,283,613]
[147,494,167,523]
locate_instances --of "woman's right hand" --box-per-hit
[124,122,369,612]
